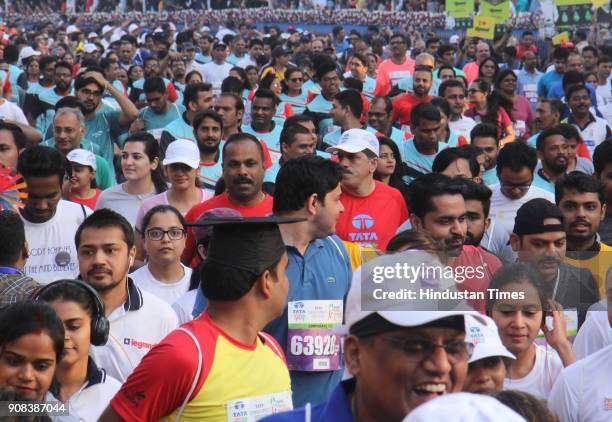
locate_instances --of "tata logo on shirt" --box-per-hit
[230,401,248,419]
[352,214,375,230]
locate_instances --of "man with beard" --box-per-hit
[183,133,273,265]
[471,123,500,186]
[74,70,139,180]
[533,127,569,194]
[556,172,612,297]
[170,56,187,91]
[304,56,341,137]
[594,142,612,244]
[566,85,611,156]
[76,209,178,383]
[392,66,433,129]
[439,79,476,141]
[214,92,244,140]
[160,82,213,150]
[510,198,600,327]
[408,174,501,312]
[192,109,224,190]
[29,61,74,136]
[526,99,563,148]
[367,96,411,158]
[242,89,284,164]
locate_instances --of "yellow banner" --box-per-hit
[592,0,608,8]
[552,31,570,45]
[467,16,496,40]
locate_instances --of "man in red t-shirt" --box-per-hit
[182,133,273,265]
[516,31,538,60]
[327,128,408,251]
[391,66,433,128]
[407,174,501,312]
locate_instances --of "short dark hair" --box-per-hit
[556,123,581,142]
[0,121,26,150]
[538,98,565,116]
[141,204,186,236]
[437,44,455,57]
[74,75,103,92]
[143,76,166,94]
[561,71,585,92]
[273,155,342,213]
[221,76,245,96]
[75,208,135,250]
[334,89,363,119]
[486,262,545,316]
[597,55,612,66]
[496,141,537,176]
[437,64,456,76]
[183,82,212,109]
[222,133,265,163]
[217,92,244,112]
[410,102,441,127]
[343,77,363,93]
[0,210,26,266]
[593,141,612,176]
[193,109,223,132]
[470,123,499,145]
[438,79,465,98]
[55,61,73,74]
[460,179,492,217]
[283,114,315,129]
[582,46,598,57]
[566,84,590,101]
[18,145,65,183]
[370,95,393,115]
[390,33,409,47]
[252,88,277,105]
[552,47,570,61]
[429,97,450,118]
[555,171,605,206]
[407,173,464,219]
[432,147,478,178]
[39,55,56,70]
[279,124,311,148]
[536,127,565,151]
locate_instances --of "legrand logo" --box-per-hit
[123,337,155,350]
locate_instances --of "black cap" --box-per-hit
[187,216,304,274]
[213,42,227,50]
[272,46,293,58]
[513,198,565,236]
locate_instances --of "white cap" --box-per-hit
[102,25,114,35]
[128,23,139,33]
[449,35,460,44]
[66,25,80,35]
[88,32,98,39]
[67,149,97,171]
[200,26,210,33]
[163,139,200,169]
[403,393,525,421]
[19,46,41,61]
[280,33,291,40]
[326,128,379,156]
[153,27,164,34]
[83,43,98,54]
[341,250,487,335]
[465,315,515,363]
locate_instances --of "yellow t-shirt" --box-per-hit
[564,242,612,297]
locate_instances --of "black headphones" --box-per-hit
[34,279,110,346]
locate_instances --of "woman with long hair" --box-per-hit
[245,65,259,91]
[491,69,535,140]
[24,57,41,90]
[373,136,409,206]
[465,78,516,146]
[96,132,167,228]
[185,70,203,85]
[478,57,500,86]
[279,67,309,114]
[37,280,121,421]
[133,139,212,265]
[367,53,379,79]
[0,301,64,401]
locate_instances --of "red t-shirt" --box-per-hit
[335,181,408,251]
[392,93,433,127]
[452,245,502,313]
[464,106,513,139]
[516,44,538,60]
[67,189,101,210]
[183,192,274,265]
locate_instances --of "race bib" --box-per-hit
[389,71,411,86]
[226,391,293,421]
[286,300,343,372]
[514,120,526,138]
[523,84,537,103]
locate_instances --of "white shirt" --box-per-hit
[595,84,612,107]
[236,55,256,69]
[0,99,28,124]
[489,184,555,236]
[448,116,476,141]
[504,344,564,400]
[571,115,611,156]
[21,200,92,284]
[90,279,178,383]
[548,344,612,422]
[45,360,121,422]
[172,288,199,325]
[572,300,611,360]
[200,61,234,94]
[131,263,192,305]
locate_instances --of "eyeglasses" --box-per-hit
[382,336,474,363]
[146,227,186,241]
[80,88,102,98]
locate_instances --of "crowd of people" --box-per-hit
[0,11,610,422]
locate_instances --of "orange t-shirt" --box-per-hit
[374,57,415,96]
